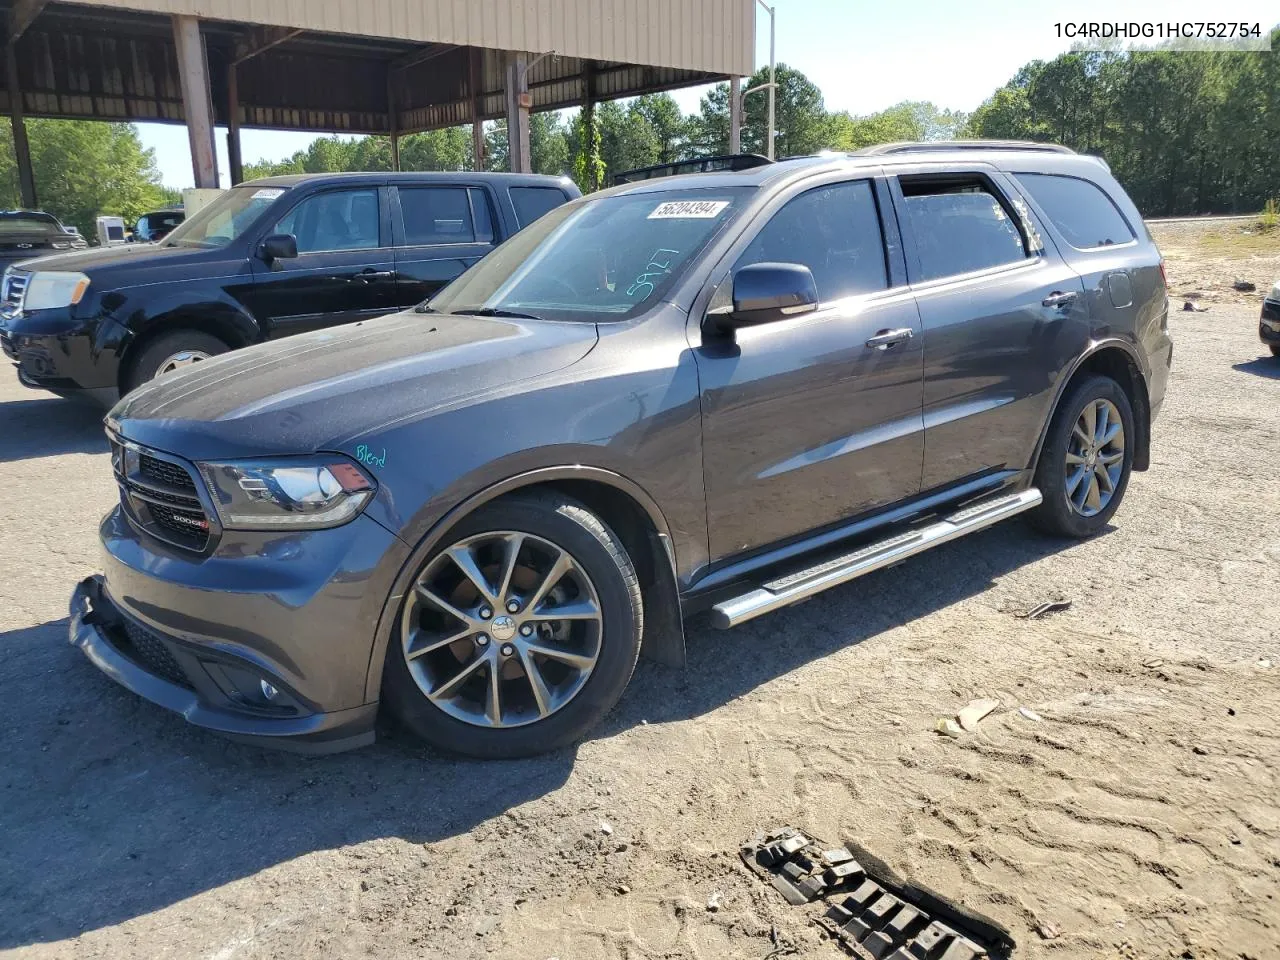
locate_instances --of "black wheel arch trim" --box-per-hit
[1030,337,1152,474]
[361,465,685,704]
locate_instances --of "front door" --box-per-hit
[892,171,1089,489]
[248,186,397,338]
[695,178,926,561]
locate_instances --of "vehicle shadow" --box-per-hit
[1232,357,1280,380]
[0,395,107,462]
[0,522,1081,949]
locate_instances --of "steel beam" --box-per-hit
[505,54,530,174]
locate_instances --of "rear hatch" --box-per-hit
[0,212,77,264]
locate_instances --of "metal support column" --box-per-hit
[387,70,400,171]
[226,61,243,184]
[505,53,530,174]
[470,48,484,171]
[729,76,742,155]
[5,42,35,207]
[172,14,219,189]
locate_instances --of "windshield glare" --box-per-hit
[164,185,288,249]
[428,187,752,322]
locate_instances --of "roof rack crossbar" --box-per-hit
[853,140,1076,157]
[611,153,773,187]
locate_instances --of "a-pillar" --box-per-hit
[504,53,530,174]
[5,40,36,207]
[172,14,219,189]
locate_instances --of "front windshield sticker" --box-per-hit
[647,200,730,220]
[626,247,680,300]
[251,189,286,201]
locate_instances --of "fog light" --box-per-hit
[260,679,279,701]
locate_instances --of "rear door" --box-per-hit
[891,166,1089,490]
[246,185,397,338]
[695,175,926,560]
[391,184,496,307]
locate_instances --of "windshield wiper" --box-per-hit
[452,307,546,321]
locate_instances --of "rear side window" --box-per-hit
[737,180,887,301]
[900,178,1028,281]
[400,187,476,245]
[1014,173,1135,249]
[510,186,570,228]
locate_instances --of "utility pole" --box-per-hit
[757,0,776,160]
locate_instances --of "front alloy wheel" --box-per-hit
[401,531,604,729]
[383,492,643,758]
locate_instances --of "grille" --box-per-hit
[120,618,193,689]
[140,453,196,490]
[110,436,212,551]
[2,270,29,313]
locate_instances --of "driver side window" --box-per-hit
[275,189,381,254]
[736,180,888,302]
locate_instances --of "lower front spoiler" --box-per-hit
[70,575,376,755]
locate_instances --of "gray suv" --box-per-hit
[71,142,1172,758]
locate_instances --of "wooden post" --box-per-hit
[729,76,742,154]
[226,61,243,184]
[505,53,530,174]
[470,48,484,171]
[387,69,400,171]
[172,14,218,189]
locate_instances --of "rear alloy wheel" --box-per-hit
[1029,374,1135,538]
[383,492,642,758]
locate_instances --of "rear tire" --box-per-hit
[1029,375,1135,539]
[1270,345,1280,358]
[383,491,643,759]
[125,330,228,393]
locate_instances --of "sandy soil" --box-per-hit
[2,223,1279,960]
[1150,219,1279,307]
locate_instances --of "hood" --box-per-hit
[10,242,218,276]
[110,309,600,460]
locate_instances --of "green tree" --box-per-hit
[631,93,690,162]
[485,113,571,175]
[0,119,169,237]
[688,64,831,158]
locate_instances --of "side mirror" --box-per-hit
[720,262,819,329]
[259,233,298,262]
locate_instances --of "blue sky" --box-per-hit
[142,0,1277,188]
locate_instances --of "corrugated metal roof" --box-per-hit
[63,0,755,76]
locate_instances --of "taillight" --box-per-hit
[1158,260,1168,289]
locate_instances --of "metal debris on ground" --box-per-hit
[1182,301,1209,312]
[1018,707,1043,722]
[1233,279,1257,292]
[1018,599,1072,620]
[957,699,1000,732]
[740,828,1015,959]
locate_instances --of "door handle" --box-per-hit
[865,328,914,350]
[358,269,396,282]
[1042,290,1078,308]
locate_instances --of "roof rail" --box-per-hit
[853,140,1076,157]
[612,153,773,186]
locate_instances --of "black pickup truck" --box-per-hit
[0,172,579,404]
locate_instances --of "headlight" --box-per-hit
[197,457,375,530]
[24,271,90,310]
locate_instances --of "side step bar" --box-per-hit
[710,487,1043,629]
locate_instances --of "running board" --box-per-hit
[710,487,1043,629]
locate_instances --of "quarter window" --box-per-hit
[900,178,1028,281]
[510,186,571,228]
[400,187,477,245]
[276,189,380,253]
[1014,173,1135,249]
[736,180,888,301]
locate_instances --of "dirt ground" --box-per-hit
[2,222,1279,960]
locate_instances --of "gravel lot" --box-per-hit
[2,231,1278,960]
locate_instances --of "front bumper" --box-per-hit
[1260,299,1280,345]
[70,575,377,753]
[71,505,410,753]
[1,306,120,405]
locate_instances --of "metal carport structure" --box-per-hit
[0,0,755,204]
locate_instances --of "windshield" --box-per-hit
[163,185,288,249]
[0,213,63,236]
[428,186,753,322]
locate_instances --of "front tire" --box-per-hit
[382,491,643,759]
[1269,345,1280,358]
[1029,374,1135,538]
[125,330,228,393]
